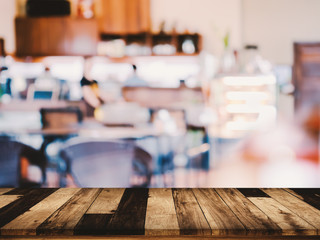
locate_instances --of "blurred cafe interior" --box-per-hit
[0,0,319,188]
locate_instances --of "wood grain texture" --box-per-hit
[1,188,80,236]
[86,188,125,214]
[0,188,57,230]
[106,188,149,235]
[193,188,246,235]
[74,214,113,235]
[0,189,13,195]
[288,189,320,211]
[0,188,319,238]
[215,188,281,235]
[145,188,179,236]
[37,189,101,235]
[248,197,317,235]
[172,189,211,236]
[0,195,21,209]
[263,189,320,233]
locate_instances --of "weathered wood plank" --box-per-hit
[1,188,80,236]
[0,195,21,209]
[263,189,320,233]
[238,188,270,198]
[0,189,57,230]
[145,188,179,236]
[248,197,317,235]
[288,189,320,211]
[215,188,281,235]
[172,188,211,236]
[193,188,246,235]
[283,189,304,200]
[0,189,13,195]
[3,189,34,195]
[106,188,149,235]
[86,188,124,214]
[37,188,101,236]
[74,214,113,235]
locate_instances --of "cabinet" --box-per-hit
[97,0,150,34]
[15,17,98,56]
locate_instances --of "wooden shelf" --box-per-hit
[15,17,99,56]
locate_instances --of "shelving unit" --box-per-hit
[100,32,202,56]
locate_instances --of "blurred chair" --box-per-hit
[293,42,320,109]
[59,139,153,187]
[0,140,46,187]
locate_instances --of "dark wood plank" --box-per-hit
[289,189,320,211]
[145,188,180,236]
[173,188,211,236]
[263,189,320,234]
[74,214,113,235]
[193,188,246,235]
[3,189,33,195]
[106,188,149,235]
[37,188,101,236]
[0,189,57,230]
[238,188,270,198]
[215,188,281,236]
[1,189,79,236]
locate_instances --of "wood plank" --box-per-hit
[3,189,33,195]
[263,189,320,233]
[0,195,21,209]
[283,189,304,200]
[74,214,113,235]
[215,188,281,235]
[193,188,246,235]
[238,188,270,198]
[0,189,13,195]
[1,188,80,236]
[37,188,101,235]
[86,188,124,214]
[145,188,180,236]
[248,197,317,235]
[0,189,57,230]
[106,188,149,235]
[288,189,320,211]
[172,188,211,236]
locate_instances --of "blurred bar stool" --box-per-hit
[0,140,46,187]
[59,138,153,187]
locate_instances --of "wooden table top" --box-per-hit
[0,188,320,239]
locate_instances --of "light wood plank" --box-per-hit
[0,195,21,209]
[283,188,304,200]
[248,197,317,235]
[193,189,246,235]
[263,189,320,233]
[37,188,101,235]
[86,188,124,214]
[0,189,13,195]
[173,189,211,235]
[215,188,281,235]
[1,188,80,236]
[145,188,179,236]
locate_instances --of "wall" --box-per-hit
[151,0,243,55]
[243,0,320,65]
[0,0,243,56]
[0,0,16,54]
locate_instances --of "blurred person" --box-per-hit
[123,64,148,87]
[80,57,104,116]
